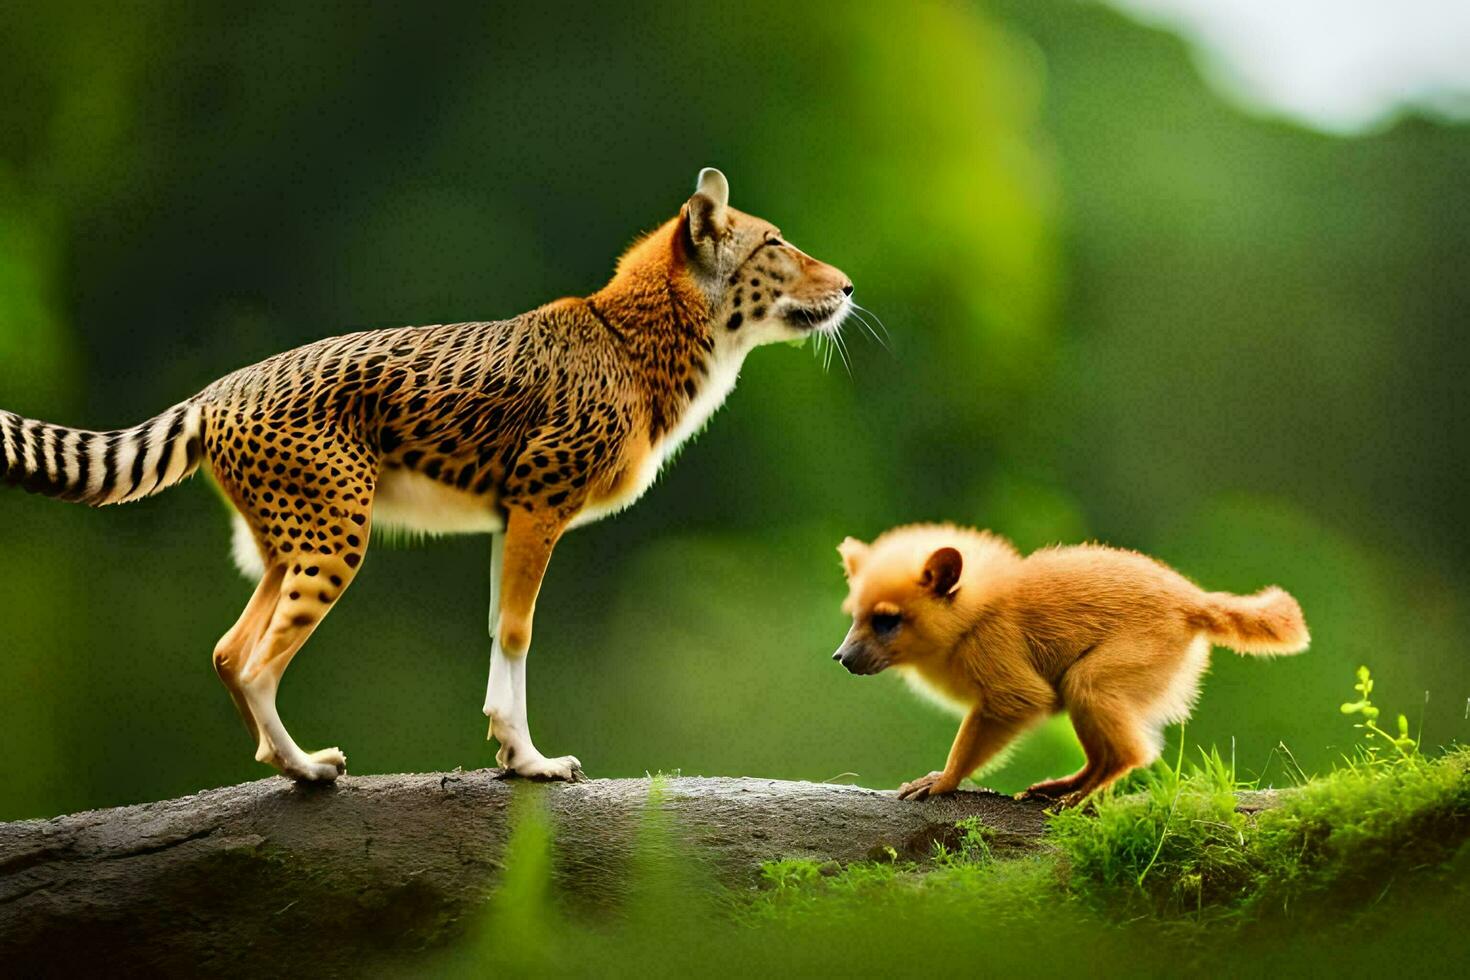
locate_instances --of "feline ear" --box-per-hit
[837,537,869,579]
[684,167,730,247]
[920,547,963,598]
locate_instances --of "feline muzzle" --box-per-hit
[786,294,850,332]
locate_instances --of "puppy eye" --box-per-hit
[870,612,901,637]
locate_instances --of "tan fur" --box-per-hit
[833,523,1308,806]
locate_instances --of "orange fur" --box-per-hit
[833,523,1308,806]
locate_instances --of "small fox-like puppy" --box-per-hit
[834,524,1309,806]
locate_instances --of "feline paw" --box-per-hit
[310,747,347,772]
[284,747,346,782]
[505,753,587,783]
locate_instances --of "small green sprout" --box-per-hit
[1340,665,1418,759]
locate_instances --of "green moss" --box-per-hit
[431,745,1469,977]
[734,744,1468,961]
[1048,745,1250,913]
[1038,672,1466,924]
[1248,749,1470,908]
[1048,745,1469,922]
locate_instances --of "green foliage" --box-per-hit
[1248,750,1468,908]
[471,789,558,971]
[1049,744,1252,914]
[752,671,1467,952]
[430,744,1469,977]
[931,816,995,868]
[748,856,905,920]
[1050,738,1468,927]
[1341,665,1420,759]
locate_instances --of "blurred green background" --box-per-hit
[2,1,1466,820]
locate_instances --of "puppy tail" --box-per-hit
[1190,587,1309,656]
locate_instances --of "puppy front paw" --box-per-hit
[897,771,957,801]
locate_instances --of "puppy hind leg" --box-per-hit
[1019,766,1090,801]
[1040,636,1188,806]
[1058,697,1153,806]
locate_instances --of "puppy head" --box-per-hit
[831,526,991,676]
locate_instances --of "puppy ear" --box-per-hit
[684,167,729,249]
[837,537,869,579]
[920,547,963,598]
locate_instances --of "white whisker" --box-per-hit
[812,331,832,373]
[852,301,892,345]
[831,326,852,376]
[848,307,889,351]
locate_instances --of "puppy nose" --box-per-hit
[841,281,854,296]
[831,650,843,661]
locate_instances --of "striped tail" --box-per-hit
[0,401,205,506]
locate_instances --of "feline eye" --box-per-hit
[870,612,901,637]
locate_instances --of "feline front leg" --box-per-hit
[482,516,584,781]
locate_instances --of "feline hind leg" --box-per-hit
[206,421,377,780]
[238,548,366,781]
[213,559,286,760]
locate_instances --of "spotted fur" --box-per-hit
[0,168,853,783]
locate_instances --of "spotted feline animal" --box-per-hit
[0,168,853,783]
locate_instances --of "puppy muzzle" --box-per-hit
[832,640,887,676]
